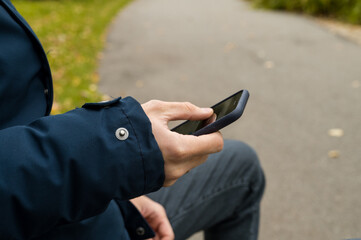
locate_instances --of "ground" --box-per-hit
[99,0,361,239]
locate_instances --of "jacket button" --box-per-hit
[136,227,145,236]
[115,128,129,141]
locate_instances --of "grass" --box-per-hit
[13,0,132,114]
[247,0,361,25]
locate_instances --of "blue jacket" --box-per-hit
[0,0,165,239]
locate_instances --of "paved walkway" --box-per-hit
[99,0,361,239]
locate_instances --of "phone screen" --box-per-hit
[172,91,243,135]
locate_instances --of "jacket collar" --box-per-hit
[1,0,54,115]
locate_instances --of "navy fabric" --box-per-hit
[0,0,165,239]
[0,0,53,126]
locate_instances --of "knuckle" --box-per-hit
[156,99,168,107]
[172,145,187,159]
[214,133,224,152]
[148,99,162,108]
[183,102,195,113]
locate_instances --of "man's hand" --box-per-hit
[142,100,224,186]
[131,196,174,240]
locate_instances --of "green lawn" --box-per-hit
[248,0,361,24]
[13,0,132,114]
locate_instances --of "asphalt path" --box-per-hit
[99,0,361,239]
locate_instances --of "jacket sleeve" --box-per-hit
[0,96,165,240]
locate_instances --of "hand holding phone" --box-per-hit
[141,100,224,186]
[172,90,249,136]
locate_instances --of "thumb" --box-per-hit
[164,102,213,121]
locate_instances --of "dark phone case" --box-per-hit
[172,90,249,136]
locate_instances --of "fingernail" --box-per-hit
[201,108,213,114]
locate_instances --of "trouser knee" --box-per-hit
[223,140,266,199]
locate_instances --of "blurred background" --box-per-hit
[15,0,361,239]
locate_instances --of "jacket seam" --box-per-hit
[118,103,146,195]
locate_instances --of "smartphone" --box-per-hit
[172,89,249,136]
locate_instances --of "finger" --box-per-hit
[151,208,174,240]
[180,131,224,157]
[207,113,217,124]
[157,218,174,240]
[162,102,213,121]
[160,235,174,240]
[201,113,217,128]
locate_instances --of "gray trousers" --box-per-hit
[148,140,266,240]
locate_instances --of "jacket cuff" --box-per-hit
[82,96,165,198]
[118,97,165,194]
[116,200,156,240]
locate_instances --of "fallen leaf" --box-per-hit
[328,150,340,159]
[72,77,81,87]
[264,61,274,69]
[224,42,236,53]
[89,84,97,92]
[57,34,67,43]
[98,52,104,60]
[136,80,144,88]
[351,80,360,88]
[328,128,344,137]
[179,74,188,82]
